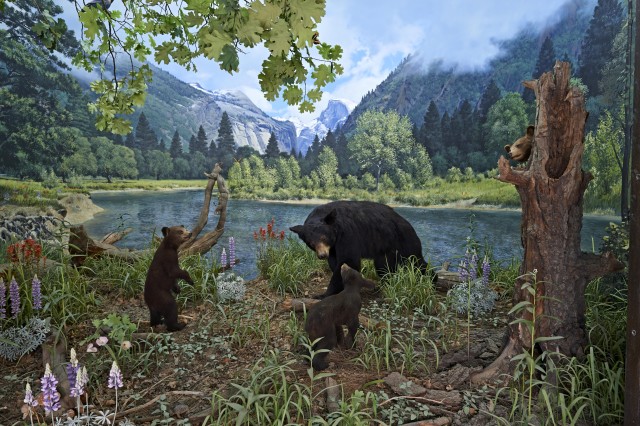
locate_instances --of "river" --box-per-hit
[83,190,618,280]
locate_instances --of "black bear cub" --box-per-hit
[304,264,375,370]
[144,225,194,332]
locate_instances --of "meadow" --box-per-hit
[0,174,620,216]
[0,214,628,425]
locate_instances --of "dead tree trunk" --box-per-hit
[471,62,623,384]
[178,163,229,256]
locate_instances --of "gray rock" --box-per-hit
[384,372,427,396]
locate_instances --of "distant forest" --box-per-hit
[0,0,629,211]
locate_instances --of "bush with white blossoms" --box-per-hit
[215,271,246,302]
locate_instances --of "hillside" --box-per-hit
[341,0,593,134]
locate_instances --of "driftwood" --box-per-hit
[283,297,383,330]
[179,163,229,256]
[101,227,132,245]
[68,163,230,261]
[470,62,624,385]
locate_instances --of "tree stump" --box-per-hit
[471,62,623,384]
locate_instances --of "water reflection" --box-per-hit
[84,191,618,280]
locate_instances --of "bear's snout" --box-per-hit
[315,242,330,259]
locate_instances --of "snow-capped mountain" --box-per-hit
[189,83,297,154]
[294,99,355,155]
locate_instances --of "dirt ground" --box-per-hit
[0,272,512,426]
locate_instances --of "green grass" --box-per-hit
[257,236,327,296]
[2,175,622,214]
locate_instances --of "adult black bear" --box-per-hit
[290,200,434,298]
[304,264,375,370]
[144,225,194,332]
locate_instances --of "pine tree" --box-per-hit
[265,132,280,159]
[135,112,158,152]
[302,134,322,174]
[477,79,502,125]
[188,135,197,154]
[208,139,217,162]
[335,132,351,176]
[323,130,337,152]
[170,130,183,159]
[577,0,623,97]
[124,132,136,150]
[524,36,556,103]
[158,138,166,152]
[420,101,442,156]
[216,112,236,172]
[194,125,209,155]
[457,99,479,153]
[440,111,454,148]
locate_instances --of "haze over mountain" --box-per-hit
[341,0,594,134]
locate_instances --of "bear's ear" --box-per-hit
[323,209,337,225]
[360,278,377,290]
[526,125,535,136]
[504,144,511,153]
[161,227,169,237]
[289,225,303,235]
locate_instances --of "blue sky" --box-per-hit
[61,0,578,123]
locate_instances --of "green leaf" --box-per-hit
[265,20,291,55]
[508,300,532,315]
[282,86,303,105]
[219,44,239,73]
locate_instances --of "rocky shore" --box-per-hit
[0,193,103,242]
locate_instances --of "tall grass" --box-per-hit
[380,257,438,315]
[257,236,326,295]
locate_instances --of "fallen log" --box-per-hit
[101,227,132,245]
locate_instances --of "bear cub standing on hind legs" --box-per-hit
[144,225,194,332]
[304,264,376,370]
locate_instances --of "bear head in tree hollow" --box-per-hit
[304,264,375,370]
[143,225,194,332]
[290,200,436,298]
[504,125,535,162]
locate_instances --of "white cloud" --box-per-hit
[58,0,583,124]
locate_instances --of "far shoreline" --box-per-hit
[87,189,619,220]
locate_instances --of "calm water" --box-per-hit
[84,190,618,280]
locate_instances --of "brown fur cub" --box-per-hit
[504,125,535,162]
[304,264,375,370]
[144,225,194,332]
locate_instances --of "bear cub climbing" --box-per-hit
[504,125,534,162]
[144,225,194,332]
[304,264,375,370]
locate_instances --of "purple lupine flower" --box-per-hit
[228,237,236,269]
[482,255,491,286]
[0,278,6,319]
[71,366,89,398]
[469,250,479,281]
[31,274,42,310]
[9,277,20,318]
[221,248,227,268]
[41,363,61,414]
[24,383,37,407]
[108,361,123,389]
[66,348,80,391]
